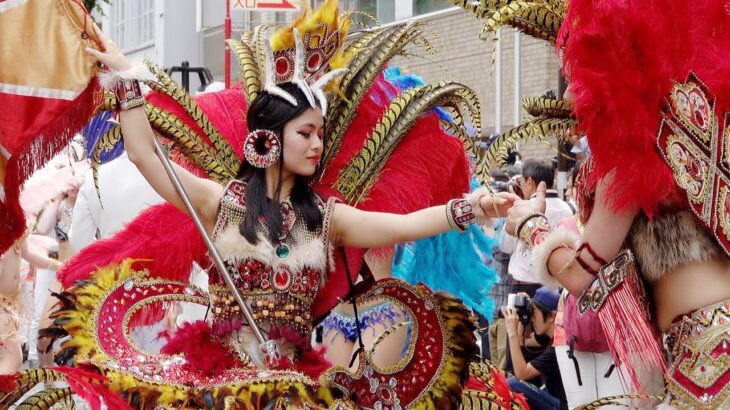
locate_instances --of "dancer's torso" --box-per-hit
[207,180,334,340]
[628,210,730,330]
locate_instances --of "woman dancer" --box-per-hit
[84,31,517,372]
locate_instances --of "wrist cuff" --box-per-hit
[532,226,580,290]
[464,186,491,225]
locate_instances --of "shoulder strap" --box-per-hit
[212,179,247,240]
[322,196,338,260]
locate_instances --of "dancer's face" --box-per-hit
[281,107,324,177]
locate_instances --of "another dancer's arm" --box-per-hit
[505,180,638,296]
[331,191,520,249]
[22,235,62,271]
[85,34,222,228]
[35,199,61,235]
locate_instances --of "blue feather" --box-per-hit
[392,179,500,318]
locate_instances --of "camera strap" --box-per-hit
[567,335,583,386]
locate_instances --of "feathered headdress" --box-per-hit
[260,0,350,115]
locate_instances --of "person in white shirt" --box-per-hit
[70,151,165,251]
[68,151,208,353]
[500,159,574,296]
[489,159,573,374]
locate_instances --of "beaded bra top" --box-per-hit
[208,180,335,338]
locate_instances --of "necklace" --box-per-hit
[258,199,297,259]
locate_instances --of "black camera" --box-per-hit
[510,294,533,326]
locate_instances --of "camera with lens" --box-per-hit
[508,293,533,325]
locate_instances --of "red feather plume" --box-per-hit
[558,0,730,216]
[159,320,242,375]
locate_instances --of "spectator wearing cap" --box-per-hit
[501,287,568,410]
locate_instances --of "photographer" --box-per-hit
[500,159,573,297]
[501,287,567,410]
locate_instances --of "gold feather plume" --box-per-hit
[334,82,482,203]
[321,21,440,173]
[484,96,576,168]
[447,0,566,45]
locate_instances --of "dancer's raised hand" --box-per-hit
[84,31,132,72]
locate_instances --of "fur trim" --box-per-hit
[214,225,328,274]
[532,226,580,290]
[628,211,722,282]
[97,63,157,90]
[464,187,490,225]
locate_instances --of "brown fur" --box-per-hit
[628,211,722,282]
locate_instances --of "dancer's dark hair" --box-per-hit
[236,82,323,244]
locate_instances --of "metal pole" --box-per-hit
[181,61,190,92]
[557,70,570,198]
[225,0,232,89]
[151,137,267,349]
[513,29,521,153]
[495,28,502,134]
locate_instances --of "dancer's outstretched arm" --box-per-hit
[331,191,520,249]
[505,180,638,296]
[85,32,222,230]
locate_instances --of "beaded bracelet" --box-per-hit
[446,198,477,232]
[516,212,551,250]
[114,78,145,110]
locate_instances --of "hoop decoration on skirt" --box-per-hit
[244,129,281,168]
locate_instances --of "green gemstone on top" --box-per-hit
[276,244,290,258]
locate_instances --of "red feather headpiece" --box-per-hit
[558,0,730,216]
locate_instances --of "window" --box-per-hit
[413,0,451,16]
[111,0,155,52]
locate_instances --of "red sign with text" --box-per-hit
[232,0,297,10]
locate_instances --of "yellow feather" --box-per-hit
[269,0,351,70]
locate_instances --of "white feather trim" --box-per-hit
[214,226,327,276]
[97,63,157,90]
[531,226,580,290]
[464,187,491,225]
[654,404,677,410]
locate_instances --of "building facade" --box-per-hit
[98,0,205,92]
[99,1,559,160]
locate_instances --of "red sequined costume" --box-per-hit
[450,0,730,407]
[205,180,334,369]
